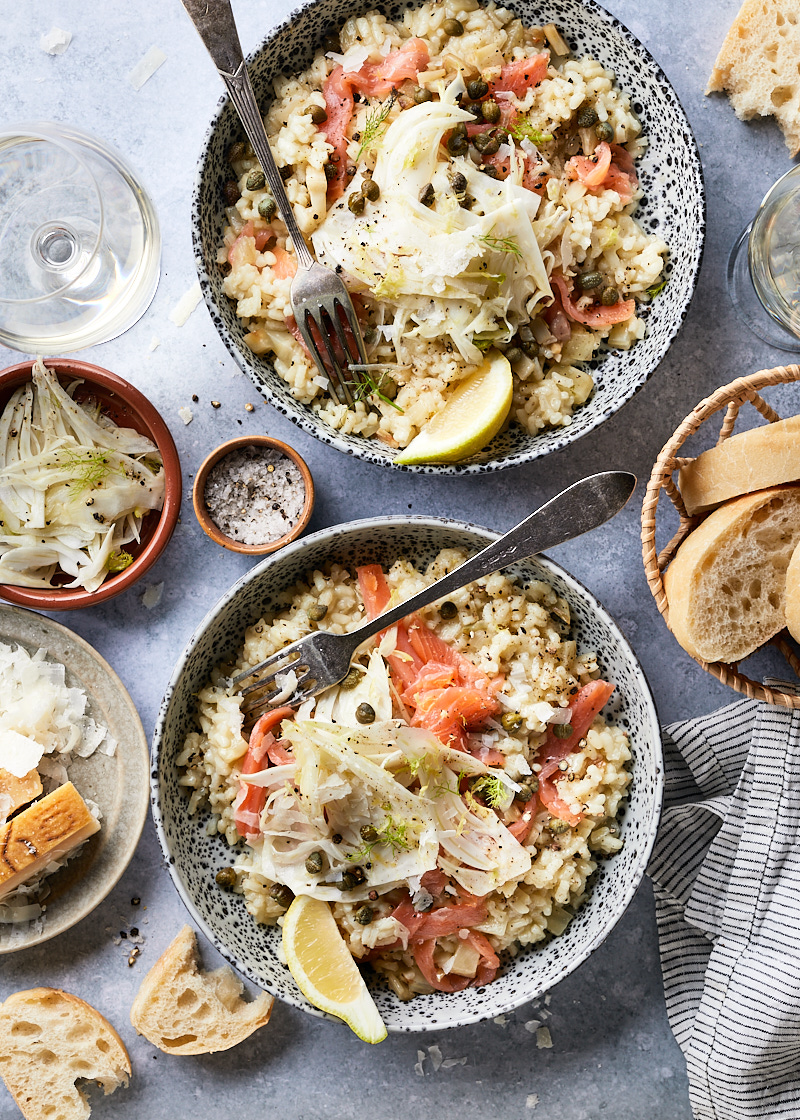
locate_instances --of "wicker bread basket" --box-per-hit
[641,364,800,709]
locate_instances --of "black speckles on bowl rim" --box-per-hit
[151,516,663,1031]
[190,0,705,476]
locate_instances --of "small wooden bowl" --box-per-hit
[193,436,314,555]
[641,363,800,708]
[0,359,182,611]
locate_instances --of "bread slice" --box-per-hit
[785,537,800,641]
[0,781,100,899]
[129,925,273,1054]
[679,415,800,515]
[663,484,800,662]
[707,0,800,156]
[0,988,130,1120]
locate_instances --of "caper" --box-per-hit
[449,170,467,194]
[308,104,328,125]
[246,168,266,191]
[469,101,486,119]
[501,711,523,733]
[520,340,538,359]
[363,326,379,345]
[419,182,435,207]
[308,602,328,622]
[355,904,375,925]
[439,600,458,619]
[349,865,367,884]
[360,824,379,843]
[339,871,359,891]
[332,833,343,844]
[362,178,380,202]
[553,722,574,739]
[348,192,366,215]
[413,86,433,103]
[305,850,327,874]
[279,165,294,181]
[577,271,604,290]
[340,667,363,690]
[215,867,237,890]
[601,286,620,306]
[515,783,534,803]
[576,105,599,128]
[481,99,501,124]
[504,346,523,365]
[227,141,247,165]
[222,180,241,205]
[447,123,469,155]
[595,120,614,143]
[324,162,337,181]
[269,883,295,908]
[258,196,277,221]
[481,165,499,178]
[443,17,465,35]
[356,702,376,724]
[494,128,510,145]
[473,132,500,155]
[467,77,489,100]
[547,818,571,834]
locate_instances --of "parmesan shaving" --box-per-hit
[178,406,193,425]
[169,281,202,326]
[40,27,72,55]
[127,45,167,91]
[536,1026,553,1049]
[142,582,164,609]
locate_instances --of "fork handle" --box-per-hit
[181,0,315,270]
[348,471,636,646]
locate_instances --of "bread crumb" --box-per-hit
[127,46,167,91]
[526,1094,540,1110]
[536,1026,552,1049]
[40,27,72,54]
[169,281,202,327]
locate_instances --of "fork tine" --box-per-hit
[315,306,355,407]
[295,311,346,406]
[329,302,361,401]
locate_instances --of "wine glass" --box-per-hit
[0,122,161,353]
[728,164,800,351]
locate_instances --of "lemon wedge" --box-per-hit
[394,350,513,465]
[282,894,388,1043]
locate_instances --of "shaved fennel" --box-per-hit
[0,360,165,592]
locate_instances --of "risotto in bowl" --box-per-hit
[152,516,662,1030]
[192,0,704,473]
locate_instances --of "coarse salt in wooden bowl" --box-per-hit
[193,435,314,555]
[641,363,800,708]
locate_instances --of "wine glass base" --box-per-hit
[728,224,800,352]
[0,123,161,355]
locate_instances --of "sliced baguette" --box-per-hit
[663,484,800,663]
[679,415,800,515]
[0,988,130,1120]
[707,0,800,156]
[129,925,273,1054]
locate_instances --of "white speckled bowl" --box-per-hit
[152,516,663,1031]
[191,0,704,475]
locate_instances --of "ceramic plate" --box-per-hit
[153,516,663,1031]
[0,606,149,953]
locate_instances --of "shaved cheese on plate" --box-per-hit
[0,729,44,777]
[169,281,202,326]
[127,46,167,91]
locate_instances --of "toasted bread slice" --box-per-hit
[664,484,800,662]
[0,768,43,816]
[0,987,130,1120]
[679,415,800,515]
[0,781,100,899]
[707,0,800,155]
[130,925,273,1055]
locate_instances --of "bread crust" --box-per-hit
[664,485,800,662]
[679,415,800,515]
[786,539,800,642]
[707,0,800,155]
[130,925,273,1055]
[0,987,130,1120]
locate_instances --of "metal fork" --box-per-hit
[182,0,367,405]
[230,471,636,723]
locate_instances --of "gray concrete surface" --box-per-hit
[2,1,798,1116]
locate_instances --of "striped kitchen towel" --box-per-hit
[648,685,800,1120]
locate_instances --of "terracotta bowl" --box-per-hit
[192,435,314,555]
[0,359,182,610]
